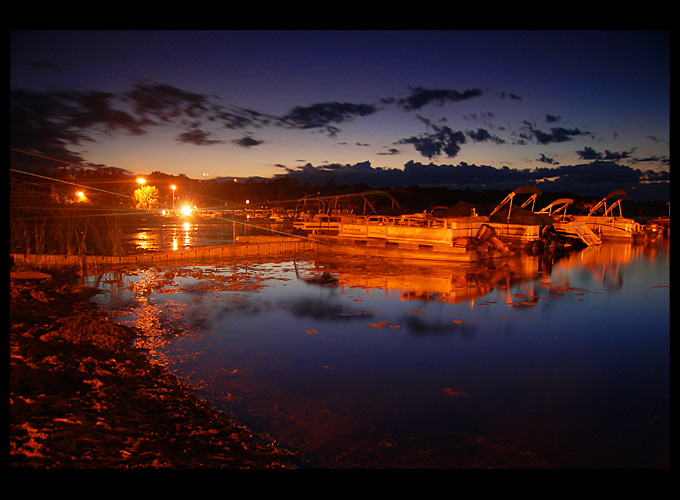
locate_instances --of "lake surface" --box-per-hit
[123,214,288,252]
[88,239,670,468]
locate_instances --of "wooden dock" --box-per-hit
[11,237,316,272]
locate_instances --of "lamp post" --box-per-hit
[171,185,176,209]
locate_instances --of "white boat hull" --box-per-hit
[571,216,642,241]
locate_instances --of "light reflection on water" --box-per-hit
[124,216,287,253]
[89,241,669,468]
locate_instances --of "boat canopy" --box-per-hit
[489,186,542,216]
[439,201,489,217]
[296,190,401,216]
[488,186,552,225]
[537,198,574,217]
[587,190,627,217]
[489,204,554,225]
[327,190,402,215]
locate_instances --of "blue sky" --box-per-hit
[10,30,670,199]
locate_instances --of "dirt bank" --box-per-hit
[10,266,295,468]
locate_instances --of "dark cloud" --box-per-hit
[647,135,667,145]
[10,88,147,168]
[520,120,590,145]
[233,136,264,148]
[124,81,211,124]
[397,121,506,160]
[577,146,636,161]
[633,155,670,166]
[276,159,536,190]
[603,149,636,161]
[275,161,397,187]
[213,108,265,130]
[397,87,484,111]
[640,169,671,182]
[536,161,669,200]
[123,82,277,137]
[577,146,602,160]
[377,147,400,156]
[274,159,669,200]
[549,161,641,185]
[495,92,523,100]
[10,82,267,167]
[537,153,558,165]
[277,102,380,135]
[176,128,222,146]
[465,128,505,144]
[462,112,496,124]
[59,90,149,135]
[398,124,467,159]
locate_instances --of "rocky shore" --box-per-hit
[10,266,295,469]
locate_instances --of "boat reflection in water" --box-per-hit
[295,251,545,307]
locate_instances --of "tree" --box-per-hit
[134,185,160,210]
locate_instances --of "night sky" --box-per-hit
[10,30,670,200]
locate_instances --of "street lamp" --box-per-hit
[171,185,176,209]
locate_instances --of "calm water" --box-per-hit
[88,240,670,468]
[123,215,287,252]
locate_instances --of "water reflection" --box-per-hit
[298,254,544,305]
[124,216,287,253]
[89,241,669,468]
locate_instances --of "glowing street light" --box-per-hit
[171,184,176,209]
[180,205,192,216]
[76,191,86,201]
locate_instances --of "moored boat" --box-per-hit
[486,186,554,252]
[292,191,402,236]
[310,211,512,263]
[536,198,602,247]
[570,190,643,241]
[293,212,348,235]
[643,201,669,239]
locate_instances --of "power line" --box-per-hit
[11,167,136,200]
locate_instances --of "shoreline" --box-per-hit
[10,265,296,469]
